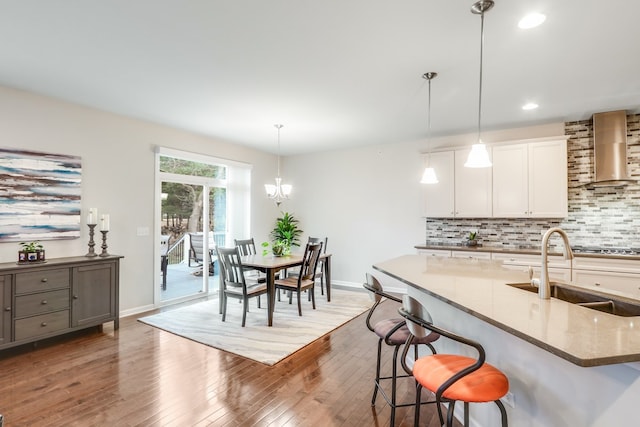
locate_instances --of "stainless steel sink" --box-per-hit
[507,282,640,317]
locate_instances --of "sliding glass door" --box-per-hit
[157,156,227,303]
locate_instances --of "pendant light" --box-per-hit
[265,124,292,206]
[465,0,493,168]
[420,72,439,184]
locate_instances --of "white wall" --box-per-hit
[0,85,282,313]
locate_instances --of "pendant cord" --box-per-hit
[478,9,485,143]
[275,124,283,177]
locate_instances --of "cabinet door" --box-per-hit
[528,140,568,217]
[424,151,455,218]
[72,263,116,327]
[0,275,10,345]
[454,148,492,217]
[492,144,529,217]
[572,269,640,299]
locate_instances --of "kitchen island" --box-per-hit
[373,254,640,427]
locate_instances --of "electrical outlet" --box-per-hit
[502,391,515,408]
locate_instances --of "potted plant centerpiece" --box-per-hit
[18,241,45,263]
[466,231,479,247]
[263,212,303,256]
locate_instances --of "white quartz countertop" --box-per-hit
[373,254,640,367]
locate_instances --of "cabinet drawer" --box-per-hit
[14,310,69,341]
[451,250,492,260]
[15,289,70,318]
[15,268,70,294]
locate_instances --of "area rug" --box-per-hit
[138,288,373,365]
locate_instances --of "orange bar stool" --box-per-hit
[363,274,439,426]
[398,295,509,427]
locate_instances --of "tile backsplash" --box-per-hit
[425,113,640,250]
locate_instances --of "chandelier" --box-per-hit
[465,0,493,168]
[265,124,292,205]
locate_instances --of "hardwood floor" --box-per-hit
[0,298,459,427]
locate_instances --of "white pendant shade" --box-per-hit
[420,167,439,184]
[464,143,492,168]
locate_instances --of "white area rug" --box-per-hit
[138,288,372,365]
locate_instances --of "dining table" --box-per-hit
[229,252,332,326]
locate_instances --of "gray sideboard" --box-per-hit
[0,255,122,351]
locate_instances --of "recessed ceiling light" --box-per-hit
[522,103,539,110]
[518,12,546,29]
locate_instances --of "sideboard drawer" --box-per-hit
[15,268,70,294]
[14,289,70,318]
[14,310,70,341]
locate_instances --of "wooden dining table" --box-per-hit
[230,252,332,326]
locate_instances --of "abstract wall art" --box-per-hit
[0,148,82,242]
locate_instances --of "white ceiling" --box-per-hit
[1,1,639,155]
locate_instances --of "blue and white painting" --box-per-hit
[0,148,82,242]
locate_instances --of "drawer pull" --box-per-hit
[41,278,48,283]
[4,307,10,312]
[41,322,47,327]
[41,300,48,305]
[73,295,78,300]
[595,282,601,286]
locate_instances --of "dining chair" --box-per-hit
[216,246,268,327]
[288,237,328,299]
[398,295,509,427]
[363,273,439,426]
[275,241,323,316]
[188,233,215,275]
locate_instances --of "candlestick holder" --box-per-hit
[99,230,110,257]
[86,224,98,257]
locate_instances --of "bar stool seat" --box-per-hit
[413,354,509,403]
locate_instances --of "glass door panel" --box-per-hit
[160,181,206,301]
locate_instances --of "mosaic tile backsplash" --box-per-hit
[425,113,640,250]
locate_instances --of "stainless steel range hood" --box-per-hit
[591,110,634,186]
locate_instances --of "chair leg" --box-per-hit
[310,286,316,310]
[390,344,401,426]
[494,399,508,427]
[222,294,227,322]
[372,338,383,405]
[414,384,423,426]
[242,298,248,327]
[447,400,457,427]
[296,289,302,316]
[257,295,261,309]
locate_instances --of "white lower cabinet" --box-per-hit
[451,250,492,261]
[418,249,452,258]
[491,253,572,282]
[572,257,640,299]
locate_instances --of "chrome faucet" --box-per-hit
[538,227,573,299]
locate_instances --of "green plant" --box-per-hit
[468,231,477,241]
[270,212,303,248]
[19,241,44,252]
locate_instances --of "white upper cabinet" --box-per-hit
[528,139,568,217]
[424,148,492,218]
[454,148,492,218]
[492,138,568,218]
[424,151,455,217]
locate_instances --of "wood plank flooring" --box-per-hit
[0,297,459,426]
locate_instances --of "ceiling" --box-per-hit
[1,1,639,155]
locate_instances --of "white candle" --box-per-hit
[101,214,110,231]
[87,208,98,225]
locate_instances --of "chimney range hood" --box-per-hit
[590,110,634,186]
